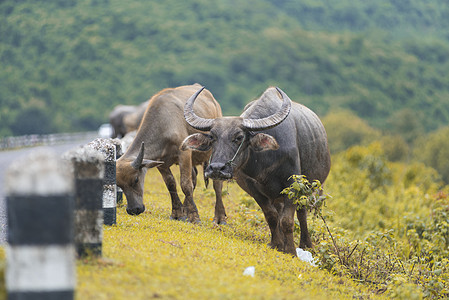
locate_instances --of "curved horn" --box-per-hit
[241,87,292,131]
[184,86,215,131]
[131,142,145,169]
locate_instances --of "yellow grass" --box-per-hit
[76,168,385,300]
[0,168,387,299]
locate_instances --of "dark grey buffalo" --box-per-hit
[109,100,149,138]
[116,84,226,224]
[181,86,331,255]
[109,104,137,138]
[123,100,149,133]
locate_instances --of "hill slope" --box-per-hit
[1,0,449,136]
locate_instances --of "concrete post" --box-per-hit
[113,139,124,206]
[63,147,104,257]
[5,150,75,300]
[86,138,117,225]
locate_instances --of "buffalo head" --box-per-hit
[116,142,163,215]
[181,87,291,180]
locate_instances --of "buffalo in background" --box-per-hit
[109,100,149,138]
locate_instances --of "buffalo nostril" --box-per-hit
[205,163,232,180]
[209,163,227,172]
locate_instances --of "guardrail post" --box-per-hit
[113,139,124,205]
[5,150,75,300]
[86,138,117,225]
[63,147,104,258]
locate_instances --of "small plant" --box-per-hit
[281,175,342,267]
[281,175,329,218]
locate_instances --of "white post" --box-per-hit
[5,150,75,300]
[63,147,104,257]
[86,138,117,225]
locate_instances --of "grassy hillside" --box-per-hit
[1,143,447,298]
[1,0,449,138]
[0,167,386,300]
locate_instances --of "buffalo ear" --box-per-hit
[142,160,164,169]
[181,133,212,152]
[250,133,279,151]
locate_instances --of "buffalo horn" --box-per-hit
[184,87,215,131]
[241,87,292,131]
[131,142,145,169]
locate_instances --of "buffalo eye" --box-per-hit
[207,134,215,142]
[134,177,139,185]
[233,135,244,144]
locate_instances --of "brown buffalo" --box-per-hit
[116,84,226,224]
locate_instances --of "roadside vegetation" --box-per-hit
[1,136,447,298]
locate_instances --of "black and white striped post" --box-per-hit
[5,150,75,300]
[112,139,123,206]
[87,138,117,225]
[63,147,104,257]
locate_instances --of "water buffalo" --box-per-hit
[123,100,149,133]
[109,100,149,138]
[109,104,136,138]
[116,84,226,224]
[181,86,331,255]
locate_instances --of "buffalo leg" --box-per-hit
[297,208,312,249]
[158,167,186,221]
[249,194,283,250]
[280,196,297,255]
[258,198,283,251]
[242,179,283,250]
[212,180,226,224]
[179,151,200,223]
[192,166,198,190]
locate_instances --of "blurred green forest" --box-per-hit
[1,0,449,143]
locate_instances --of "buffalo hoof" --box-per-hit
[284,246,297,257]
[267,242,284,251]
[189,216,201,224]
[213,218,227,225]
[299,239,313,249]
[186,211,201,224]
[170,215,188,222]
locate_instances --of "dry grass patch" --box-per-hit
[75,168,384,299]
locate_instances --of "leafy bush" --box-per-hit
[280,143,449,298]
[322,110,381,154]
[413,126,449,184]
[379,134,409,162]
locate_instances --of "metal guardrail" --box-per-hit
[0,131,98,150]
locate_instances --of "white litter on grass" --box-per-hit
[296,248,317,267]
[243,266,255,277]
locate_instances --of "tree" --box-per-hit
[413,126,449,184]
[10,105,55,135]
[322,110,380,154]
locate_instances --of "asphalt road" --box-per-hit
[0,135,98,244]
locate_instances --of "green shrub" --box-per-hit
[322,110,381,154]
[414,126,449,184]
[293,144,449,299]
